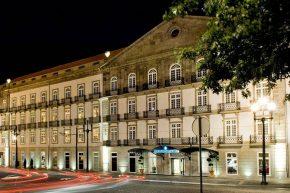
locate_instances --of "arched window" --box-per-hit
[170,64,181,82]
[52,90,58,100]
[92,81,99,94]
[128,73,136,88]
[196,58,207,79]
[65,87,71,99]
[148,68,157,86]
[111,77,118,91]
[78,84,84,97]
[41,92,47,103]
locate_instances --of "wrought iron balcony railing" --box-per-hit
[143,110,159,118]
[38,122,48,128]
[61,119,73,126]
[49,121,60,127]
[61,98,72,105]
[27,123,37,129]
[89,93,101,100]
[191,136,214,145]
[18,105,26,111]
[217,136,243,144]
[166,108,184,116]
[74,118,85,125]
[165,78,184,87]
[123,139,140,146]
[124,112,139,120]
[49,99,59,106]
[74,95,86,103]
[103,140,121,146]
[27,103,37,109]
[18,124,26,130]
[106,114,120,122]
[142,138,158,146]
[89,116,101,124]
[193,105,211,113]
[218,102,240,112]
[38,102,48,109]
[250,135,276,144]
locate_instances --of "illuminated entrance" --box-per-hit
[171,158,184,175]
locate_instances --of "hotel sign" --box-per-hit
[153,146,179,154]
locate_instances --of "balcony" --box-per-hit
[193,105,211,114]
[10,107,18,112]
[74,95,86,103]
[10,125,17,130]
[143,110,159,118]
[38,122,48,128]
[166,108,184,116]
[142,83,159,90]
[128,87,136,93]
[218,102,240,112]
[89,116,101,124]
[49,121,60,127]
[49,99,59,107]
[0,108,9,113]
[61,119,73,126]
[18,105,26,111]
[74,118,86,125]
[191,136,214,145]
[27,103,37,110]
[27,123,37,129]
[103,140,121,146]
[89,93,101,100]
[107,89,119,96]
[0,125,10,130]
[250,135,276,144]
[143,138,158,146]
[124,112,139,120]
[18,124,27,130]
[61,98,72,105]
[123,139,140,146]
[106,114,120,122]
[217,136,243,145]
[38,102,48,109]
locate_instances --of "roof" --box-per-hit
[13,48,124,82]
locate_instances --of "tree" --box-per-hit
[165,0,290,97]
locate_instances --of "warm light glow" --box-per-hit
[102,146,109,172]
[105,51,110,58]
[244,170,252,177]
[267,102,276,112]
[250,103,260,113]
[251,97,276,113]
[6,78,11,84]
[119,166,127,173]
[258,97,269,106]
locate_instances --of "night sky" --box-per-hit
[0,0,172,83]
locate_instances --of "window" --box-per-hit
[20,112,26,124]
[77,105,84,119]
[64,87,71,98]
[128,73,136,88]
[147,96,156,111]
[92,103,99,117]
[256,81,270,99]
[11,114,16,125]
[20,132,25,144]
[111,77,118,91]
[170,93,181,109]
[148,68,157,86]
[92,127,100,142]
[225,92,236,103]
[52,129,58,144]
[30,111,36,123]
[51,108,58,121]
[52,89,58,100]
[128,126,136,140]
[78,84,85,97]
[78,129,85,143]
[171,123,181,138]
[1,133,6,144]
[12,98,17,107]
[110,101,117,115]
[225,119,237,137]
[148,125,157,139]
[197,90,207,106]
[11,131,16,144]
[197,69,207,79]
[40,110,47,122]
[257,153,270,175]
[30,130,36,144]
[20,96,26,106]
[30,94,36,104]
[64,129,71,143]
[170,64,181,81]
[226,153,238,175]
[40,129,46,144]
[41,92,47,102]
[128,99,136,113]
[110,127,118,140]
[64,107,71,120]
[256,120,270,136]
[92,81,100,94]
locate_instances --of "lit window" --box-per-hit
[148,68,157,86]
[78,129,85,143]
[226,153,238,175]
[128,73,136,88]
[30,130,36,144]
[78,84,85,97]
[52,89,58,100]
[40,110,47,122]
[20,96,26,106]
[40,129,46,144]
[20,112,26,124]
[30,94,36,104]
[92,127,100,142]
[147,96,156,111]
[51,129,58,144]
[51,108,58,121]
[225,92,236,103]
[41,92,47,102]
[64,107,71,120]
[64,129,71,143]
[30,111,36,123]
[92,104,99,117]
[257,153,270,176]
[77,105,84,119]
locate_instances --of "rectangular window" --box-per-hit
[77,105,84,119]
[256,82,270,99]
[78,129,85,143]
[11,114,16,125]
[110,127,118,140]
[20,132,25,144]
[2,99,7,109]
[147,96,156,111]
[256,120,270,136]
[40,110,47,122]
[148,125,157,139]
[64,129,71,144]
[110,101,117,115]
[30,111,36,123]
[20,113,26,124]
[197,90,207,106]
[20,96,26,106]
[40,129,46,144]
[92,127,100,142]
[64,87,71,98]
[128,126,136,140]
[225,92,236,103]
[226,152,238,175]
[170,93,181,109]
[52,89,58,100]
[51,108,58,121]
[128,99,136,113]
[197,69,207,78]
[51,129,58,144]
[41,91,47,102]
[111,153,118,172]
[225,119,237,137]
[258,153,270,176]
[171,123,181,138]
[64,107,71,120]
[78,84,85,97]
[1,133,6,144]
[92,81,100,94]
[92,104,99,117]
[30,130,36,144]
[30,93,36,104]
[12,98,17,107]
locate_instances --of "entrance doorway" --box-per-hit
[52,152,57,169]
[0,152,4,166]
[40,151,46,168]
[111,153,117,172]
[93,152,99,171]
[65,152,70,170]
[129,153,136,173]
[78,152,84,170]
[171,158,184,175]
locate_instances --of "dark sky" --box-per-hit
[0,0,172,83]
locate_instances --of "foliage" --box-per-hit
[207,152,219,166]
[165,0,290,97]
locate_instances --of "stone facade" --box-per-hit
[0,16,289,179]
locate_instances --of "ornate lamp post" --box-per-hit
[6,79,11,167]
[83,118,92,172]
[13,126,20,168]
[251,97,276,185]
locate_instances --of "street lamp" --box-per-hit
[251,97,276,185]
[6,78,11,167]
[13,126,20,168]
[104,51,110,58]
[83,118,92,172]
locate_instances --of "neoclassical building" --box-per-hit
[0,16,289,178]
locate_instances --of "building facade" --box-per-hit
[0,16,289,179]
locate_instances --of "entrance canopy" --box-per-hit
[179,147,218,155]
